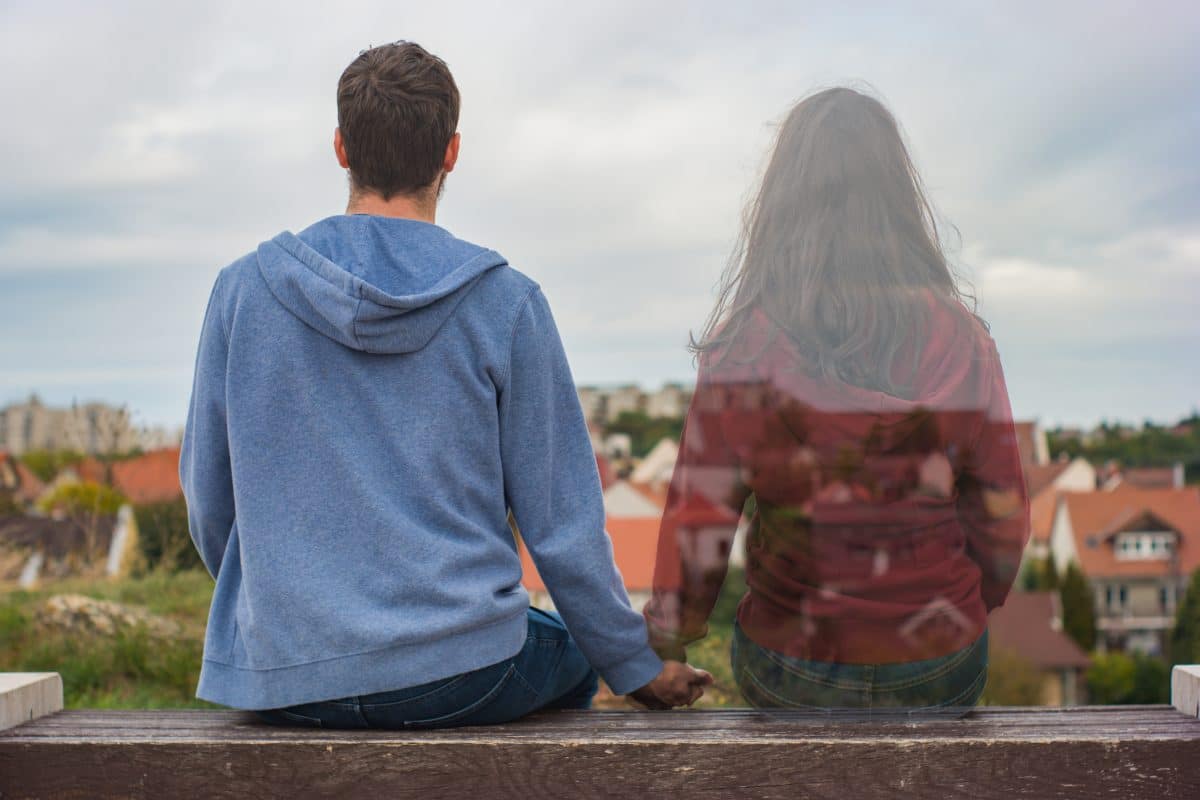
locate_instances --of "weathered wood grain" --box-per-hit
[1,707,1198,800]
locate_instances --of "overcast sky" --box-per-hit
[1,1,1197,430]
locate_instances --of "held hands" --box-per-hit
[629,660,714,709]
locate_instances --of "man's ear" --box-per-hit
[334,128,351,169]
[443,132,461,174]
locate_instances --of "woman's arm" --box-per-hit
[643,364,751,661]
[957,339,1031,612]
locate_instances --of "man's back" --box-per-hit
[182,213,657,710]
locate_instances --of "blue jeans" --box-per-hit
[731,623,988,719]
[254,608,598,729]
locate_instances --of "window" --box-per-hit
[1115,532,1175,561]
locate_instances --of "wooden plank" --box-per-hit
[2,735,1197,799]
[1172,665,1200,719]
[1,707,1198,799]
[0,673,62,732]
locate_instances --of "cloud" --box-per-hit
[0,0,1197,427]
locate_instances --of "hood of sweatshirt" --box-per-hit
[256,214,509,354]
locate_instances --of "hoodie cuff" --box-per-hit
[599,646,665,696]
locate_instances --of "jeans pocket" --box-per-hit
[360,662,531,729]
[404,664,524,729]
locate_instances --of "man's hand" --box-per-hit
[628,661,714,709]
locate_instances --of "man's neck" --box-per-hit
[345,191,437,223]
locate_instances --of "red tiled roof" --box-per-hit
[629,482,669,511]
[0,451,45,504]
[1029,488,1059,546]
[1025,462,1071,497]
[595,454,615,490]
[1062,487,1200,578]
[74,457,107,484]
[521,517,660,593]
[111,448,182,505]
[1120,467,1178,490]
[988,591,1091,669]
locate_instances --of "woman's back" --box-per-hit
[684,294,1027,665]
[643,88,1030,707]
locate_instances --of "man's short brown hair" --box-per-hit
[337,42,460,200]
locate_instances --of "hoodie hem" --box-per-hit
[196,610,529,710]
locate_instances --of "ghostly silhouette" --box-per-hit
[643,88,1030,717]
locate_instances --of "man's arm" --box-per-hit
[179,270,236,579]
[498,287,665,696]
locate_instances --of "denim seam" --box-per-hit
[870,637,983,691]
[400,663,518,728]
[739,665,852,710]
[755,647,871,691]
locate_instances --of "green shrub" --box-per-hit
[135,499,204,573]
[1087,651,1170,704]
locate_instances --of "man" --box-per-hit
[180,41,710,727]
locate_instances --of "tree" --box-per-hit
[1169,568,1200,665]
[1060,563,1096,651]
[37,481,128,560]
[1088,652,1170,704]
[605,411,684,458]
[1041,551,1060,590]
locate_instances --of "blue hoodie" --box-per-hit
[180,214,663,710]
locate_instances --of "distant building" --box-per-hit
[605,385,644,423]
[602,480,666,519]
[1099,462,1185,491]
[0,394,137,455]
[644,383,692,419]
[602,433,634,461]
[1023,457,1098,561]
[987,591,1092,705]
[577,387,607,426]
[1048,486,1200,655]
[575,383,695,426]
[1013,420,1051,468]
[629,438,679,487]
[521,516,660,611]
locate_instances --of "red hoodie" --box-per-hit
[643,296,1030,665]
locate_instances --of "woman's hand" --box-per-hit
[628,661,714,709]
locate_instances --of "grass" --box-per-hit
[0,570,217,709]
[0,567,755,710]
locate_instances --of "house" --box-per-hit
[1048,486,1200,655]
[1013,420,1051,469]
[1011,418,1097,563]
[629,438,678,487]
[602,480,666,519]
[987,591,1092,705]
[644,383,692,419]
[0,451,46,510]
[110,447,183,505]
[1099,462,1185,491]
[0,506,138,586]
[604,385,644,423]
[1023,457,1098,560]
[521,478,747,610]
[520,517,660,611]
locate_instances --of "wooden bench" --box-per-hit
[3,705,1200,799]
